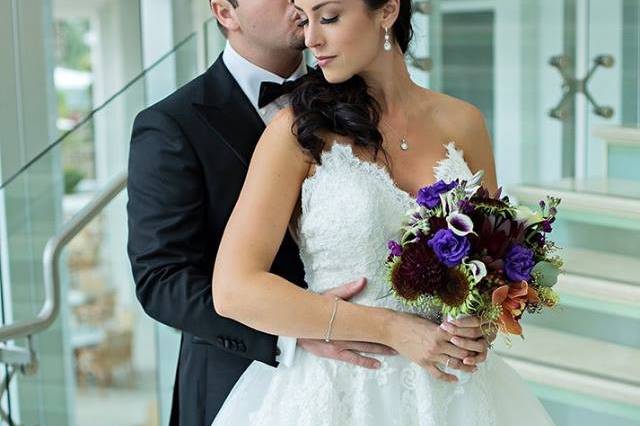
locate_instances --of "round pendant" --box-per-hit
[400,139,409,151]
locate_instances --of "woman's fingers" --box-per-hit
[441,341,474,360]
[425,364,458,383]
[437,354,477,373]
[450,316,482,328]
[462,339,490,365]
[440,321,483,339]
[449,335,488,353]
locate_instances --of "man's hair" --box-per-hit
[214,0,239,37]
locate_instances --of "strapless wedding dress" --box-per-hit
[212,142,555,425]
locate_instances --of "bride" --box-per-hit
[211,0,555,424]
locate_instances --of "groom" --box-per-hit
[127,0,402,424]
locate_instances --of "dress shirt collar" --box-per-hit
[222,41,307,111]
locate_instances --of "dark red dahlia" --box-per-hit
[475,216,527,262]
[391,241,447,300]
[428,216,448,233]
[436,268,471,307]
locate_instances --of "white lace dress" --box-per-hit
[211,142,555,426]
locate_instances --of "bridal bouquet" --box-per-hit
[385,172,562,341]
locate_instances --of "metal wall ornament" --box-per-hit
[549,54,615,121]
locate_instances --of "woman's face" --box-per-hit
[294,0,385,83]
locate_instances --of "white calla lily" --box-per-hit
[446,212,475,236]
[463,258,487,283]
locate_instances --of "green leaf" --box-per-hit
[532,261,561,287]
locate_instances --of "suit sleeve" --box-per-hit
[127,107,280,366]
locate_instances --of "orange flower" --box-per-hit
[491,280,539,335]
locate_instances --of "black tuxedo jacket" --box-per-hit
[127,55,306,425]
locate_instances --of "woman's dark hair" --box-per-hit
[291,0,414,164]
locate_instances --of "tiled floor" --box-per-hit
[75,370,158,426]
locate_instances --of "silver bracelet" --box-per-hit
[324,297,340,343]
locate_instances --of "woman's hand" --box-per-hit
[385,311,479,383]
[441,316,494,367]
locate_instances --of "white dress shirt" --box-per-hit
[222,41,307,124]
[222,41,307,367]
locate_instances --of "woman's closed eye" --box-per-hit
[297,15,340,27]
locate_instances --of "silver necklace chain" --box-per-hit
[380,115,410,151]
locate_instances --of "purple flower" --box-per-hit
[427,229,470,267]
[504,244,535,282]
[388,240,403,257]
[541,219,553,233]
[416,180,458,209]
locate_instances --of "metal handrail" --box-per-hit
[0,172,127,342]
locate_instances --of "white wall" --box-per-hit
[587,0,624,178]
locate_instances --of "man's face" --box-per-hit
[234,0,306,51]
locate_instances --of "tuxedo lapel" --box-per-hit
[192,56,266,168]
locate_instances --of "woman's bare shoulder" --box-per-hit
[417,89,487,141]
[417,89,497,190]
[242,107,314,189]
[260,107,313,163]
[266,108,337,153]
[265,107,297,142]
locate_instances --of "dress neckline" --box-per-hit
[307,142,459,202]
[333,143,418,200]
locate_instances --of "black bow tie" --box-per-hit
[258,80,300,108]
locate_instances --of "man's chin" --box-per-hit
[288,35,307,51]
[291,40,307,51]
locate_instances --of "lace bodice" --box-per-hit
[297,142,475,310]
[212,141,556,426]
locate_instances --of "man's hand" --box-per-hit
[298,277,398,369]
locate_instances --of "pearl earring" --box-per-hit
[384,27,392,51]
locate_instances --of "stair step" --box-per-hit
[593,125,640,149]
[493,324,640,406]
[508,179,640,230]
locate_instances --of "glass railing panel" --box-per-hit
[0,33,197,426]
[66,188,160,426]
[1,130,73,426]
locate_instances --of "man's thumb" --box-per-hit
[326,277,367,300]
